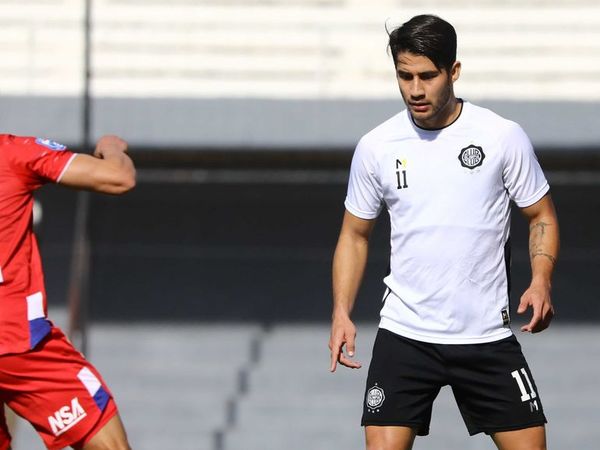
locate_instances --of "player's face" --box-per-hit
[395,52,461,129]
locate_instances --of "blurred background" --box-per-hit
[1,0,599,449]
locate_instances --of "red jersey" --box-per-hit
[0,135,76,355]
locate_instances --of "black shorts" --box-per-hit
[361,328,547,436]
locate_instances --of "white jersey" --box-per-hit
[345,101,549,344]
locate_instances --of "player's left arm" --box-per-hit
[58,135,135,195]
[518,193,559,333]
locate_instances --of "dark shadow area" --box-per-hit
[36,179,600,323]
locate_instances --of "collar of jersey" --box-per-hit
[410,99,465,132]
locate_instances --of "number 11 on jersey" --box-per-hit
[511,368,537,402]
[396,159,408,189]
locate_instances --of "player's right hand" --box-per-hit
[329,315,362,372]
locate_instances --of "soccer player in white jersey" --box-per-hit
[329,14,558,450]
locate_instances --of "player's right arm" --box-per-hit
[329,210,376,372]
[59,135,135,194]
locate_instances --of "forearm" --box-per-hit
[528,213,559,286]
[101,150,136,181]
[60,135,135,194]
[332,232,369,319]
[517,195,558,332]
[59,153,135,194]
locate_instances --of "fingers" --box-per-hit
[520,294,542,332]
[329,344,362,371]
[329,326,361,372]
[99,134,127,147]
[329,340,361,371]
[517,299,528,314]
[338,352,362,370]
[519,292,554,333]
[346,332,356,358]
[533,302,554,333]
[329,340,340,373]
[328,328,344,372]
[517,295,531,331]
[520,303,541,333]
[95,135,128,157]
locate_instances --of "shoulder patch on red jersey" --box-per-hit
[35,138,67,151]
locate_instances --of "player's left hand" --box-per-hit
[517,282,554,333]
[93,135,128,159]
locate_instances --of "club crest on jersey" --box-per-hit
[458,145,485,169]
[35,138,67,151]
[366,384,385,412]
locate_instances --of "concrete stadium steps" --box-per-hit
[224,428,365,450]
[90,2,600,100]
[246,369,367,397]
[0,1,599,100]
[226,324,375,446]
[89,325,261,445]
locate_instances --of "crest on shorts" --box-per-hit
[35,138,67,151]
[458,145,485,169]
[366,384,385,412]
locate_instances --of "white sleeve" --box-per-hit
[344,137,383,219]
[502,122,549,208]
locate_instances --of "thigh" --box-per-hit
[0,327,119,450]
[365,425,416,450]
[491,425,546,450]
[76,413,129,450]
[361,329,445,436]
[448,335,547,436]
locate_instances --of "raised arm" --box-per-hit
[329,210,376,372]
[59,135,136,194]
[517,194,559,333]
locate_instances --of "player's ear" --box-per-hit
[451,61,461,83]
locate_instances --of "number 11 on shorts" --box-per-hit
[511,368,537,402]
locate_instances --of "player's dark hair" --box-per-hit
[388,14,457,72]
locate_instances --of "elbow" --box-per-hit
[109,169,136,195]
[123,169,137,192]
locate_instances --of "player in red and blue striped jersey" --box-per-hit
[0,134,134,450]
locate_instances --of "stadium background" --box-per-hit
[2,0,599,449]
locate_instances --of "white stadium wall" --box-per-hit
[0,0,599,149]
